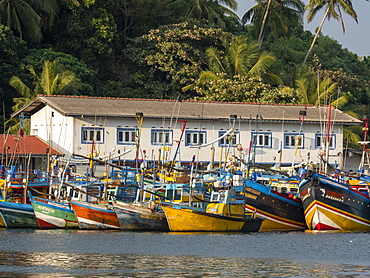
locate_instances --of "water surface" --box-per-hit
[0,229,369,277]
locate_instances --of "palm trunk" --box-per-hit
[258,0,272,46]
[303,7,330,64]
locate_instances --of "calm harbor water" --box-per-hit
[0,229,369,277]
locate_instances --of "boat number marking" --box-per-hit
[300,188,310,201]
[37,205,55,214]
[245,188,261,195]
[323,189,344,202]
[245,193,257,200]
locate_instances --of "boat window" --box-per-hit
[290,188,298,193]
[211,192,219,202]
[166,189,173,201]
[174,189,182,201]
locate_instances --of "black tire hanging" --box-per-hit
[311,177,320,186]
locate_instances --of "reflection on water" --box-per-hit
[0,229,370,277]
[1,252,370,277]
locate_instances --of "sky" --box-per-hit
[236,1,370,57]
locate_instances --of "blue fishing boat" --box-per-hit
[0,201,38,228]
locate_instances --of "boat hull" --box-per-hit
[299,172,370,231]
[0,201,38,228]
[30,196,78,229]
[70,200,120,230]
[113,201,169,231]
[162,204,263,232]
[244,183,307,231]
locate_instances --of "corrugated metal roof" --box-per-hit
[11,95,361,125]
[0,135,62,156]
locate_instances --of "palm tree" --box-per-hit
[294,65,361,147]
[6,60,81,134]
[303,0,362,64]
[242,0,305,45]
[203,35,280,82]
[177,0,239,29]
[0,0,59,42]
[294,65,343,106]
[183,35,281,95]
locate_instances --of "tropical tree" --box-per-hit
[0,0,59,43]
[183,35,286,102]
[193,35,281,85]
[294,65,342,106]
[294,64,362,148]
[6,59,81,134]
[10,59,81,110]
[124,21,230,99]
[303,0,365,64]
[175,0,239,29]
[242,0,305,44]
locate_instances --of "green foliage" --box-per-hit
[242,0,304,44]
[192,75,297,103]
[125,21,230,99]
[0,0,369,148]
[0,25,28,132]
[176,0,239,29]
[51,0,117,71]
[184,34,283,100]
[9,59,82,111]
[0,0,59,43]
[22,48,96,95]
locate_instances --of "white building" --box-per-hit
[12,95,361,170]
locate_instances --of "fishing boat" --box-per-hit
[70,200,120,229]
[113,199,168,231]
[299,115,370,231]
[29,195,78,228]
[0,201,38,228]
[113,167,208,231]
[299,169,370,231]
[0,167,51,228]
[244,174,307,231]
[162,172,264,233]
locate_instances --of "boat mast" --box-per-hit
[359,114,370,172]
[134,112,144,169]
[324,104,332,174]
[291,108,307,167]
[170,120,187,168]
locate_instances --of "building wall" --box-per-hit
[30,106,345,167]
[30,106,75,155]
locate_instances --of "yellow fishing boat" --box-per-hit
[162,203,262,232]
[162,179,264,233]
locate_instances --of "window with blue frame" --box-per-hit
[81,127,104,144]
[117,128,137,145]
[219,131,239,147]
[185,130,206,146]
[284,133,304,149]
[315,133,336,149]
[151,129,173,145]
[251,132,272,147]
